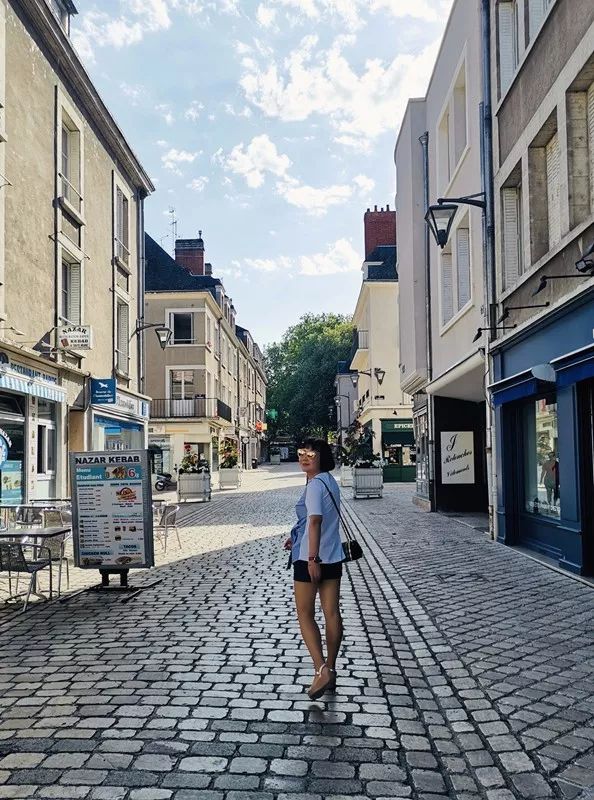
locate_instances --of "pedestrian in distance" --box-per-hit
[284,437,344,700]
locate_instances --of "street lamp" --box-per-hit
[531,274,590,297]
[575,240,594,273]
[351,367,385,387]
[132,322,173,350]
[424,193,486,250]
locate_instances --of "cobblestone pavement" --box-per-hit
[0,465,592,800]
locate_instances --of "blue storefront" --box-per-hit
[491,290,594,575]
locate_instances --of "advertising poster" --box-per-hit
[1,460,23,504]
[70,450,154,570]
[440,431,475,484]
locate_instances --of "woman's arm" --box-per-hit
[307,515,322,583]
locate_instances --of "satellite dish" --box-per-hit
[531,364,556,383]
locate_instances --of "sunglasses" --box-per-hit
[297,449,318,459]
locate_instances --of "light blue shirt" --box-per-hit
[291,472,343,564]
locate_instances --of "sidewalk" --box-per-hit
[0,466,591,799]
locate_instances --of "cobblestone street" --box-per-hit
[0,465,593,800]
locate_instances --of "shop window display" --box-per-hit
[522,395,560,519]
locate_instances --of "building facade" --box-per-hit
[0,0,152,503]
[396,0,488,511]
[144,234,266,475]
[334,360,357,458]
[489,0,594,574]
[350,208,414,482]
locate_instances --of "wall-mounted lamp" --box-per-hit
[532,274,590,297]
[425,193,486,249]
[351,367,386,387]
[575,240,594,273]
[472,325,517,343]
[497,302,550,323]
[132,322,173,350]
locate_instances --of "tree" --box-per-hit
[264,313,354,440]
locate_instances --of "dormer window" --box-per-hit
[48,0,77,35]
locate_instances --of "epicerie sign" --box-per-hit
[58,324,93,350]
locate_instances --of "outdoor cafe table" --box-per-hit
[0,526,71,603]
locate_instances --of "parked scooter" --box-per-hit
[154,472,175,492]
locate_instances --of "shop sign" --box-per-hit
[441,431,475,484]
[70,450,154,570]
[58,324,93,350]
[382,420,413,432]
[2,461,23,503]
[0,352,58,384]
[91,378,116,405]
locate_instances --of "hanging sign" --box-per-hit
[58,324,93,350]
[91,378,116,405]
[70,450,154,570]
[440,431,475,484]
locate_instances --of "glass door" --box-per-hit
[579,380,594,574]
[0,420,25,505]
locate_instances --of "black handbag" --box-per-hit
[314,477,364,563]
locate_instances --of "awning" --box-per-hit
[552,345,594,388]
[426,351,485,402]
[0,372,65,403]
[491,378,539,407]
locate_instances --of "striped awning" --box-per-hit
[0,372,66,402]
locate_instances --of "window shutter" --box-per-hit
[122,196,129,256]
[441,253,453,326]
[546,132,561,248]
[588,82,594,212]
[117,303,129,373]
[116,188,124,244]
[498,3,516,93]
[69,262,81,324]
[528,0,545,40]
[502,187,522,289]
[456,228,471,309]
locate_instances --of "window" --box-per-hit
[437,63,467,191]
[115,188,130,266]
[116,302,129,374]
[37,424,56,475]
[61,210,81,248]
[170,312,194,344]
[498,1,520,94]
[206,317,212,347]
[501,162,524,289]
[456,227,471,310]
[545,131,561,248]
[522,395,560,519]
[116,265,129,293]
[527,0,553,41]
[61,258,81,324]
[60,119,81,211]
[440,250,454,326]
[170,370,196,400]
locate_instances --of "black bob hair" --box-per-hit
[300,437,335,473]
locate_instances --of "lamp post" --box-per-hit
[132,321,173,350]
[334,394,351,460]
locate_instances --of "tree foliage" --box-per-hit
[264,313,354,440]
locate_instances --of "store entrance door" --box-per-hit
[579,380,594,575]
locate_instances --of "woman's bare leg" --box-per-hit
[318,578,343,671]
[294,581,325,669]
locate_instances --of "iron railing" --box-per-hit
[151,397,218,419]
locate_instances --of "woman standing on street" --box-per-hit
[284,437,344,700]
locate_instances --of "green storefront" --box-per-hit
[381,419,415,482]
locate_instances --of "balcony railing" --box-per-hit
[349,329,369,366]
[151,397,218,419]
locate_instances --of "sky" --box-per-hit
[71,0,454,348]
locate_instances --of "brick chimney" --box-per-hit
[175,230,205,275]
[364,205,396,259]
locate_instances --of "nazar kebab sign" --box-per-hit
[440,432,475,484]
[69,451,154,570]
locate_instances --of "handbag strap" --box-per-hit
[312,475,356,543]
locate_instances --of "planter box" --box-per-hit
[340,465,353,487]
[353,467,383,499]
[219,466,240,489]
[178,472,211,502]
[270,454,281,465]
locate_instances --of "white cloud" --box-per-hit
[187,176,210,192]
[120,82,146,104]
[240,33,443,149]
[353,174,375,196]
[155,103,175,125]
[240,238,360,276]
[256,4,277,27]
[161,148,199,173]
[185,101,204,121]
[370,0,453,22]
[222,134,291,188]
[276,178,352,216]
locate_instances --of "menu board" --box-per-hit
[70,450,154,570]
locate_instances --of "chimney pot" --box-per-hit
[175,234,205,275]
[374,205,378,211]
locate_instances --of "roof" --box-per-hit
[364,245,398,281]
[145,234,222,296]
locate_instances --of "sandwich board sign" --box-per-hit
[70,450,154,571]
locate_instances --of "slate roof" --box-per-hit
[365,245,397,281]
[145,233,222,297]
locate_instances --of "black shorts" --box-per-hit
[293,560,343,583]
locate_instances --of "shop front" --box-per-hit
[0,352,66,502]
[491,291,594,575]
[381,419,415,482]
[92,390,149,452]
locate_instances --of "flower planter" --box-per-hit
[352,467,383,499]
[178,472,211,502]
[340,465,353,487]
[219,466,240,489]
[270,454,281,465]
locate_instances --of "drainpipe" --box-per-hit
[481,0,497,539]
[137,190,146,396]
[419,131,435,510]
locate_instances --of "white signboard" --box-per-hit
[441,431,475,484]
[70,450,154,569]
[58,324,93,350]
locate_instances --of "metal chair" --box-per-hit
[153,504,181,553]
[15,506,44,527]
[0,541,53,611]
[42,511,70,597]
